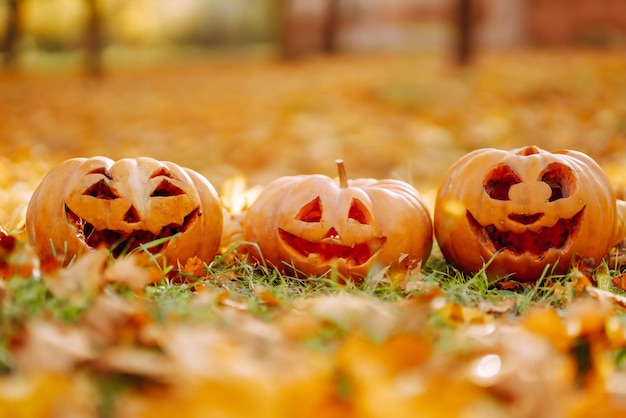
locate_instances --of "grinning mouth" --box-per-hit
[278,229,386,266]
[65,205,199,256]
[466,207,585,256]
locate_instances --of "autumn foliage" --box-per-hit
[2,51,626,417]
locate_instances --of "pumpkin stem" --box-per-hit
[517,146,540,156]
[336,159,348,188]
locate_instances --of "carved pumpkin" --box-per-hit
[26,157,223,270]
[242,160,433,280]
[434,145,622,281]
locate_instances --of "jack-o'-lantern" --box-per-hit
[26,157,223,271]
[242,160,433,281]
[434,145,622,281]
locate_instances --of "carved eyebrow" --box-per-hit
[150,168,175,179]
[87,167,113,180]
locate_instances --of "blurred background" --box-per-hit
[1,0,626,228]
[1,0,624,68]
[2,0,625,70]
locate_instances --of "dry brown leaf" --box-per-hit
[0,229,34,280]
[479,298,516,314]
[293,293,397,338]
[13,320,95,374]
[566,297,614,338]
[432,298,490,326]
[586,286,626,309]
[274,309,323,341]
[94,347,177,382]
[79,293,147,348]
[458,324,574,418]
[103,253,164,289]
[158,325,248,377]
[41,248,108,301]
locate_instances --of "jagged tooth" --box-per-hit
[308,253,322,265]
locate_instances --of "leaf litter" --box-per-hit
[1,50,626,417]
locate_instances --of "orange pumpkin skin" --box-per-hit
[242,162,433,280]
[26,157,223,269]
[434,146,619,281]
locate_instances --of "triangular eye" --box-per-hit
[151,179,185,197]
[540,163,577,202]
[83,179,119,199]
[348,199,371,224]
[296,197,322,223]
[484,164,522,201]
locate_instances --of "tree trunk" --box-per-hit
[1,0,21,70]
[455,0,473,66]
[276,0,297,59]
[321,0,341,54]
[84,0,104,76]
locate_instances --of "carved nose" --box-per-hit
[508,213,544,225]
[124,205,141,223]
[323,227,340,239]
[508,182,552,204]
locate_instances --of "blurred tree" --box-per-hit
[1,0,22,70]
[453,0,487,66]
[455,0,473,65]
[277,0,341,60]
[84,0,104,76]
[321,0,341,54]
[275,0,294,59]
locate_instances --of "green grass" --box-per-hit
[0,249,610,335]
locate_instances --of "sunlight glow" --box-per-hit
[473,354,502,380]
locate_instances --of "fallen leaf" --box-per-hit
[103,253,164,289]
[79,293,148,348]
[254,284,283,308]
[523,307,572,352]
[41,249,108,301]
[13,320,95,374]
[180,255,205,278]
[479,298,516,314]
[94,346,176,382]
[612,273,626,291]
[0,373,97,418]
